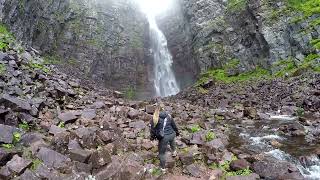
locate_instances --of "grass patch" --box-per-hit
[27,61,50,73]
[19,121,30,131]
[0,24,14,51]
[190,124,201,133]
[205,131,216,142]
[227,0,248,12]
[58,121,65,128]
[150,168,162,176]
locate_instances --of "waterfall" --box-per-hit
[147,14,180,97]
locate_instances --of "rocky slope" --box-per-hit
[0,32,320,180]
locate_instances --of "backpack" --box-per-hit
[153,117,168,140]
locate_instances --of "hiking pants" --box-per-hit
[158,132,176,168]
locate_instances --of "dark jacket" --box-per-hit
[151,112,179,140]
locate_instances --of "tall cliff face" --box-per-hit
[160,0,319,74]
[0,0,154,97]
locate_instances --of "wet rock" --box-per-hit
[0,94,31,111]
[81,109,96,120]
[253,158,302,179]
[37,147,71,170]
[0,124,17,144]
[230,159,250,171]
[19,169,39,180]
[243,107,257,119]
[69,148,92,163]
[6,155,32,175]
[58,112,78,124]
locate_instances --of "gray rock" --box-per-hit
[49,125,66,136]
[230,159,251,171]
[226,173,260,180]
[0,94,31,111]
[0,124,17,144]
[58,112,78,124]
[37,147,71,170]
[19,169,39,180]
[185,164,202,178]
[6,155,32,175]
[81,109,96,120]
[69,148,92,163]
[127,109,139,119]
[205,138,225,153]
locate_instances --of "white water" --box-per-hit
[147,15,180,97]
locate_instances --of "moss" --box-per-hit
[0,64,6,75]
[13,132,21,144]
[58,122,65,128]
[1,144,14,149]
[27,61,50,73]
[227,0,248,13]
[310,39,320,50]
[273,54,320,77]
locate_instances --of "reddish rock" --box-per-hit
[230,159,251,171]
[69,148,92,163]
[6,155,32,175]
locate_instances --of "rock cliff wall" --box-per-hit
[0,0,154,97]
[160,0,319,74]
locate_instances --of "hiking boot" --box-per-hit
[172,150,177,157]
[161,168,167,174]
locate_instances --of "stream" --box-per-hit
[228,114,320,179]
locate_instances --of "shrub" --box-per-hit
[0,24,14,51]
[124,86,136,100]
[19,121,30,131]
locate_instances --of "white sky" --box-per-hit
[135,0,173,16]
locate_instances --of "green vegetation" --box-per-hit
[227,0,248,12]
[1,144,14,149]
[310,39,320,50]
[31,159,42,171]
[190,124,201,133]
[209,155,251,178]
[296,107,305,117]
[13,132,21,144]
[19,121,30,131]
[0,64,6,75]
[58,121,65,128]
[124,86,136,100]
[150,168,162,176]
[27,61,50,73]
[196,59,270,87]
[43,55,62,65]
[273,54,320,77]
[0,24,14,51]
[205,131,216,142]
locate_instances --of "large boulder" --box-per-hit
[6,155,32,175]
[58,112,78,124]
[37,147,71,171]
[230,159,251,171]
[69,148,92,163]
[0,94,31,112]
[253,158,303,179]
[0,124,18,144]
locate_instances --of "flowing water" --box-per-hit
[147,14,180,97]
[228,114,320,179]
